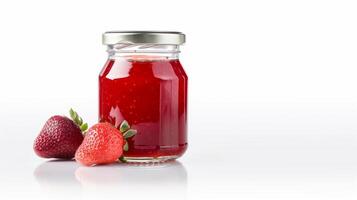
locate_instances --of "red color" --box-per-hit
[34,116,84,159]
[99,58,187,158]
[75,122,124,166]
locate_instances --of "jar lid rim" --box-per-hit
[102,31,185,45]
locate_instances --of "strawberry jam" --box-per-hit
[99,57,187,162]
[100,31,187,162]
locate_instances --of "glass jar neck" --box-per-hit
[107,44,180,60]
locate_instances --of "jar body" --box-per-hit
[99,55,187,162]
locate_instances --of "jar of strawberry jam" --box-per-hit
[99,31,187,162]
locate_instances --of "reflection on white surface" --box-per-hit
[34,160,82,197]
[5,132,357,200]
[34,160,187,199]
[75,161,187,185]
[34,160,79,185]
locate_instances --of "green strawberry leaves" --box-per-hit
[123,129,137,139]
[80,123,88,132]
[120,120,137,139]
[123,141,129,151]
[69,108,88,133]
[120,120,130,133]
[119,120,137,152]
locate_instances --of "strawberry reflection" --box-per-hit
[75,161,187,199]
[34,160,81,196]
[34,160,187,199]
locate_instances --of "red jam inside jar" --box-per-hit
[99,31,187,162]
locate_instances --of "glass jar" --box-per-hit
[99,31,188,163]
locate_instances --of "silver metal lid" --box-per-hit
[102,31,185,45]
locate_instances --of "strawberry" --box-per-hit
[75,121,136,166]
[33,109,88,159]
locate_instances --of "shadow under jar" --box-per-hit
[99,31,188,163]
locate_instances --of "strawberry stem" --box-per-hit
[69,108,88,133]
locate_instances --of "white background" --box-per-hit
[0,0,357,199]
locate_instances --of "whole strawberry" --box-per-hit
[75,121,136,166]
[34,109,88,159]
